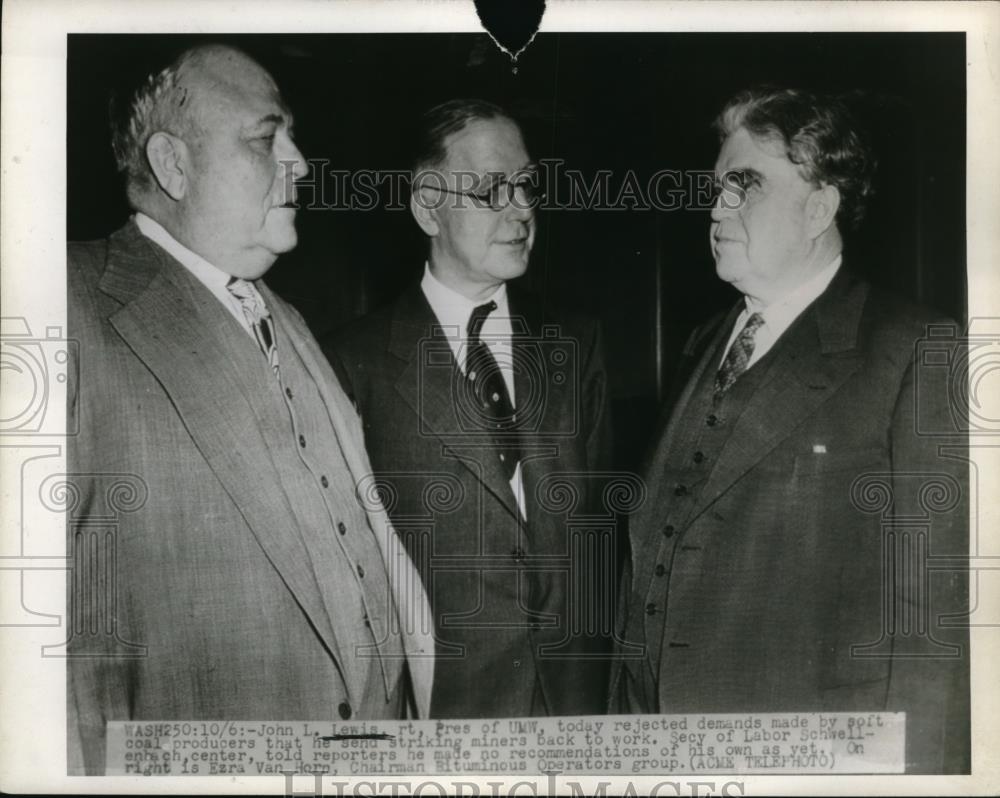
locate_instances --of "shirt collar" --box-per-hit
[746,254,843,330]
[419,262,509,335]
[134,212,233,293]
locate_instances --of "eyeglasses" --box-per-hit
[417,174,545,211]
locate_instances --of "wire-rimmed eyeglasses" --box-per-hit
[415,172,545,211]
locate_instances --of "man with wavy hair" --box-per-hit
[612,87,969,774]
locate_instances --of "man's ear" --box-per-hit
[410,189,440,237]
[146,131,189,201]
[805,183,840,239]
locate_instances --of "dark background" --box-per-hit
[68,33,966,470]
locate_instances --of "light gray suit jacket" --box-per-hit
[67,222,432,774]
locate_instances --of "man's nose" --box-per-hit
[710,196,728,222]
[288,141,308,180]
[278,135,308,181]
[506,185,535,220]
[711,180,742,222]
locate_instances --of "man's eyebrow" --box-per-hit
[724,167,764,181]
[472,171,508,189]
[250,113,292,129]
[481,163,538,185]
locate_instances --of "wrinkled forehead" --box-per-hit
[180,48,291,127]
[714,126,793,174]
[440,117,531,177]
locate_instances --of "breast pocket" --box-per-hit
[793,446,887,478]
[790,446,889,527]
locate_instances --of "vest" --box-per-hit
[643,313,789,705]
[230,311,406,718]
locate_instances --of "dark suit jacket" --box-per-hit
[66,223,432,774]
[325,281,613,717]
[612,269,969,773]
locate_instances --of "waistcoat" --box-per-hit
[231,310,406,718]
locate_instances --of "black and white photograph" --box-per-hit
[1,1,997,794]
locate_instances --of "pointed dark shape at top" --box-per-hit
[474,0,545,62]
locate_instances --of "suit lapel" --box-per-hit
[267,289,435,718]
[649,305,741,472]
[507,289,562,513]
[630,306,737,588]
[99,225,351,697]
[684,271,869,526]
[389,284,522,521]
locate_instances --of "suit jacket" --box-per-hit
[325,281,613,717]
[66,222,433,774]
[611,269,969,774]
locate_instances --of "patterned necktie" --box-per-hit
[227,277,280,378]
[466,300,521,481]
[714,312,765,399]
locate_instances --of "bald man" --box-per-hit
[66,44,432,774]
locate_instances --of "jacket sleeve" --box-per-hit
[883,322,969,773]
[66,243,134,775]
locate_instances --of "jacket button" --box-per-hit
[338,702,352,719]
[285,387,293,400]
[321,475,329,488]
[692,451,704,464]
[706,414,718,427]
[357,564,365,578]
[511,547,526,563]
[645,602,657,615]
[663,525,675,538]
[298,434,306,448]
[337,521,347,535]
[655,564,666,576]
[674,484,687,496]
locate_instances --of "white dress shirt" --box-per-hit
[420,264,527,520]
[720,255,843,370]
[134,212,256,340]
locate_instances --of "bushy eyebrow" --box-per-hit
[248,112,294,132]
[719,167,764,184]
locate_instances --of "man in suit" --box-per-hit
[325,100,613,717]
[612,87,969,773]
[67,44,433,774]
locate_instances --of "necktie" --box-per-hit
[227,278,280,378]
[714,312,765,399]
[466,300,520,481]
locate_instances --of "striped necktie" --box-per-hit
[714,311,764,399]
[467,300,521,481]
[227,277,280,378]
